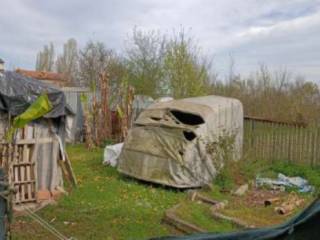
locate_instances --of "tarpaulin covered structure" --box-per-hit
[118,95,243,188]
[0,71,69,118]
[0,71,73,206]
[152,198,320,240]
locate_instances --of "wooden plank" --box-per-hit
[13,180,36,184]
[211,211,255,229]
[286,127,290,163]
[288,126,292,163]
[307,129,312,166]
[315,128,320,166]
[0,145,7,168]
[310,130,314,167]
[302,130,306,165]
[16,199,37,204]
[14,145,20,203]
[0,137,53,145]
[5,141,38,204]
[267,124,272,161]
[33,129,39,202]
[293,125,298,164]
[299,127,303,164]
[271,122,275,163]
[26,159,32,200]
[296,127,301,164]
[277,125,282,160]
[244,115,306,127]
[63,151,78,188]
[21,144,28,201]
[317,128,320,166]
[163,205,206,234]
[273,124,278,160]
[10,162,35,166]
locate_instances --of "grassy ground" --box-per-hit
[12,144,185,240]
[11,144,318,239]
[171,156,316,232]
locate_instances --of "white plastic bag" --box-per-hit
[103,143,124,167]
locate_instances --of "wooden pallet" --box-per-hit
[0,124,74,206]
[0,125,55,205]
[11,143,37,204]
[0,142,37,204]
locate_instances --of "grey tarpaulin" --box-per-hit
[118,95,243,188]
[0,71,69,118]
[152,198,320,240]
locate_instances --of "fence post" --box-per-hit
[250,119,255,149]
[315,128,320,167]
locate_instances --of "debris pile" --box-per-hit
[256,173,314,193]
[264,193,305,215]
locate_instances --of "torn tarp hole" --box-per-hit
[150,117,161,121]
[183,131,196,141]
[170,110,205,125]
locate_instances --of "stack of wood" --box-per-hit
[264,193,305,215]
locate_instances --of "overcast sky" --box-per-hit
[1,0,320,82]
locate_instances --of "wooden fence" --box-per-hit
[243,116,320,167]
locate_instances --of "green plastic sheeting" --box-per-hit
[12,93,53,128]
[6,94,52,140]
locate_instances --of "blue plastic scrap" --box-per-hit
[256,173,314,193]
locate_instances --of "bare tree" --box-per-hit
[227,53,235,86]
[56,38,79,83]
[35,42,55,71]
[164,29,211,98]
[79,41,115,89]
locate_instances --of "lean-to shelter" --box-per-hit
[0,71,73,206]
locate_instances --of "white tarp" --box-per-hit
[103,143,124,167]
[118,95,243,188]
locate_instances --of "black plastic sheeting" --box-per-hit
[0,71,69,118]
[153,198,320,240]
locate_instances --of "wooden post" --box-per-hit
[250,119,255,150]
[315,128,320,167]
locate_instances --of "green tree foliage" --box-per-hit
[125,28,212,98]
[164,31,211,98]
[125,28,166,97]
[33,29,320,126]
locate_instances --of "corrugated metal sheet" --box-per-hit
[62,87,92,142]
